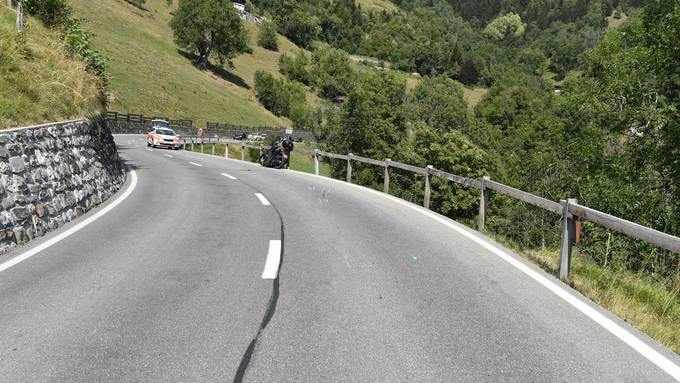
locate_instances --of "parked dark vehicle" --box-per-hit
[232,132,247,140]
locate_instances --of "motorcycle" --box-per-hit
[260,143,290,169]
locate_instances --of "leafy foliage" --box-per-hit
[24,0,71,27]
[253,70,306,122]
[278,50,310,84]
[257,21,278,51]
[310,47,354,99]
[483,13,526,41]
[170,0,251,69]
[64,20,106,75]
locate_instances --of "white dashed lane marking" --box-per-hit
[254,193,270,206]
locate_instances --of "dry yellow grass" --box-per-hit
[463,87,488,109]
[356,0,399,12]
[523,247,680,355]
[607,12,630,29]
[0,5,104,128]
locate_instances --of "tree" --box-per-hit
[458,59,479,85]
[254,70,306,120]
[170,0,251,69]
[279,50,310,84]
[483,13,526,41]
[257,21,278,51]
[310,47,354,99]
[407,76,469,133]
[279,9,320,48]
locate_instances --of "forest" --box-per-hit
[249,0,680,288]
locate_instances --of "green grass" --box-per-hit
[0,5,104,128]
[182,142,331,176]
[463,87,488,109]
[356,0,398,12]
[68,0,319,128]
[607,12,630,29]
[490,234,680,355]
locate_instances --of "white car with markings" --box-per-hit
[146,120,180,150]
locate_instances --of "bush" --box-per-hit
[254,70,306,121]
[24,0,72,27]
[64,21,106,76]
[310,47,354,99]
[278,51,310,84]
[257,21,278,51]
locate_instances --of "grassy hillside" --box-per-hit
[0,5,103,128]
[68,0,317,129]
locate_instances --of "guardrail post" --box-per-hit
[559,198,578,281]
[424,165,433,209]
[478,176,491,231]
[314,149,320,175]
[384,159,391,193]
[241,143,245,161]
[346,153,353,183]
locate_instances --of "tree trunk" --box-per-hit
[196,47,211,70]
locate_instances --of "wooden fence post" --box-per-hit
[346,154,353,183]
[424,165,433,209]
[16,0,23,32]
[559,198,578,281]
[384,159,391,194]
[241,143,245,161]
[478,176,491,231]
[314,149,320,175]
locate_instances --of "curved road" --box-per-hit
[0,135,679,382]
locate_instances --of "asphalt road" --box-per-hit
[0,135,679,382]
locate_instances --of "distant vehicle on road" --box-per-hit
[147,120,180,149]
[248,133,267,141]
[232,132,247,140]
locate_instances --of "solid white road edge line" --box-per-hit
[254,193,270,206]
[286,169,680,382]
[0,169,139,274]
[189,162,203,167]
[262,240,282,279]
[221,173,237,180]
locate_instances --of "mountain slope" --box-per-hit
[0,5,103,128]
[69,0,311,128]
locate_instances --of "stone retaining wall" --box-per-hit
[0,117,125,253]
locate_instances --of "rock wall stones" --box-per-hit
[0,117,125,254]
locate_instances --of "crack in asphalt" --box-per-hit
[233,180,286,383]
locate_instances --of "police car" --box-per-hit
[146,120,180,150]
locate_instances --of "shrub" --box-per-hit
[254,70,306,120]
[24,0,72,27]
[278,51,310,84]
[257,21,278,51]
[64,21,106,76]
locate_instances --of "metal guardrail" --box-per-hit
[172,138,680,281]
[310,149,680,281]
